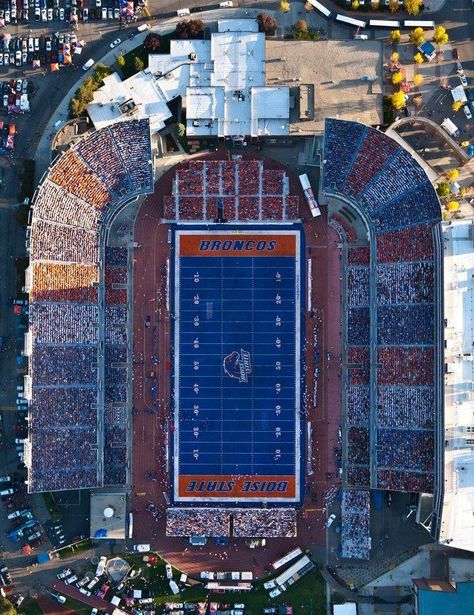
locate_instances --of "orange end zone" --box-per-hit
[179,475,296,499]
[179,233,296,257]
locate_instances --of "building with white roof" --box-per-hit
[436,220,474,553]
[88,18,289,139]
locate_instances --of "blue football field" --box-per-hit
[173,230,302,504]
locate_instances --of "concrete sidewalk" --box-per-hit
[33,6,268,185]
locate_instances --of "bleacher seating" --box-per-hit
[27,119,153,493]
[164,160,299,222]
[326,120,441,495]
[341,490,371,560]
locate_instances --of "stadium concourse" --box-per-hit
[131,153,343,574]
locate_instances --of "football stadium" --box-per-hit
[22,106,454,574]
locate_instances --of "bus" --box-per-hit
[403,20,435,28]
[271,547,303,570]
[368,19,400,28]
[275,555,314,589]
[335,14,366,28]
[299,174,321,218]
[306,0,331,17]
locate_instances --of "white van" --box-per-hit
[137,23,150,31]
[176,8,190,16]
[82,58,95,71]
[0,488,14,496]
[219,1,233,6]
[169,580,180,595]
[0,476,11,483]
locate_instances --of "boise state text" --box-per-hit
[199,239,277,252]
[185,479,289,493]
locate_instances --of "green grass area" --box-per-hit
[63,597,92,613]
[120,32,173,79]
[58,539,92,560]
[123,554,327,615]
[42,492,61,519]
[21,599,43,615]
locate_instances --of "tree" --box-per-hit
[295,19,308,33]
[0,596,17,615]
[280,0,290,12]
[392,72,404,85]
[413,74,423,86]
[116,55,126,70]
[436,181,451,197]
[389,0,398,12]
[134,56,145,73]
[257,13,277,36]
[404,0,422,14]
[304,1,314,11]
[390,29,401,44]
[352,0,360,8]
[413,94,423,106]
[371,0,380,8]
[92,64,112,86]
[409,27,425,46]
[452,100,463,112]
[433,25,449,46]
[391,51,400,63]
[175,19,205,40]
[177,123,186,137]
[447,168,460,181]
[413,52,424,64]
[143,32,162,52]
[447,200,460,212]
[391,91,406,110]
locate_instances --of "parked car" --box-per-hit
[110,38,121,48]
[165,563,173,579]
[452,47,459,60]
[326,513,336,528]
[460,74,468,87]
[464,104,472,120]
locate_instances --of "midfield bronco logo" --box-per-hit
[223,349,252,383]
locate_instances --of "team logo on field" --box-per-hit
[223,349,252,383]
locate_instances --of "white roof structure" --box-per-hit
[438,220,474,553]
[88,19,289,138]
[88,71,171,133]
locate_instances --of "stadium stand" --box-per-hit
[166,509,232,538]
[164,160,299,222]
[324,119,441,494]
[232,509,297,538]
[341,490,371,560]
[27,119,152,492]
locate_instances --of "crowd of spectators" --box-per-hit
[29,387,97,428]
[346,128,399,196]
[347,427,370,465]
[104,405,127,485]
[32,346,97,386]
[376,225,434,263]
[233,509,297,538]
[322,119,366,192]
[376,262,434,305]
[31,263,98,303]
[348,307,370,345]
[104,447,127,485]
[76,128,134,197]
[322,119,440,235]
[49,149,112,209]
[29,427,98,492]
[372,182,439,233]
[166,508,231,537]
[347,266,369,306]
[109,119,153,193]
[348,347,370,385]
[376,469,434,493]
[376,429,434,472]
[106,246,128,267]
[348,246,370,266]
[346,466,370,488]
[341,490,371,560]
[33,181,102,230]
[30,220,99,265]
[377,347,434,386]
[165,160,299,222]
[376,386,434,429]
[377,305,434,345]
[347,385,370,427]
[30,303,98,345]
